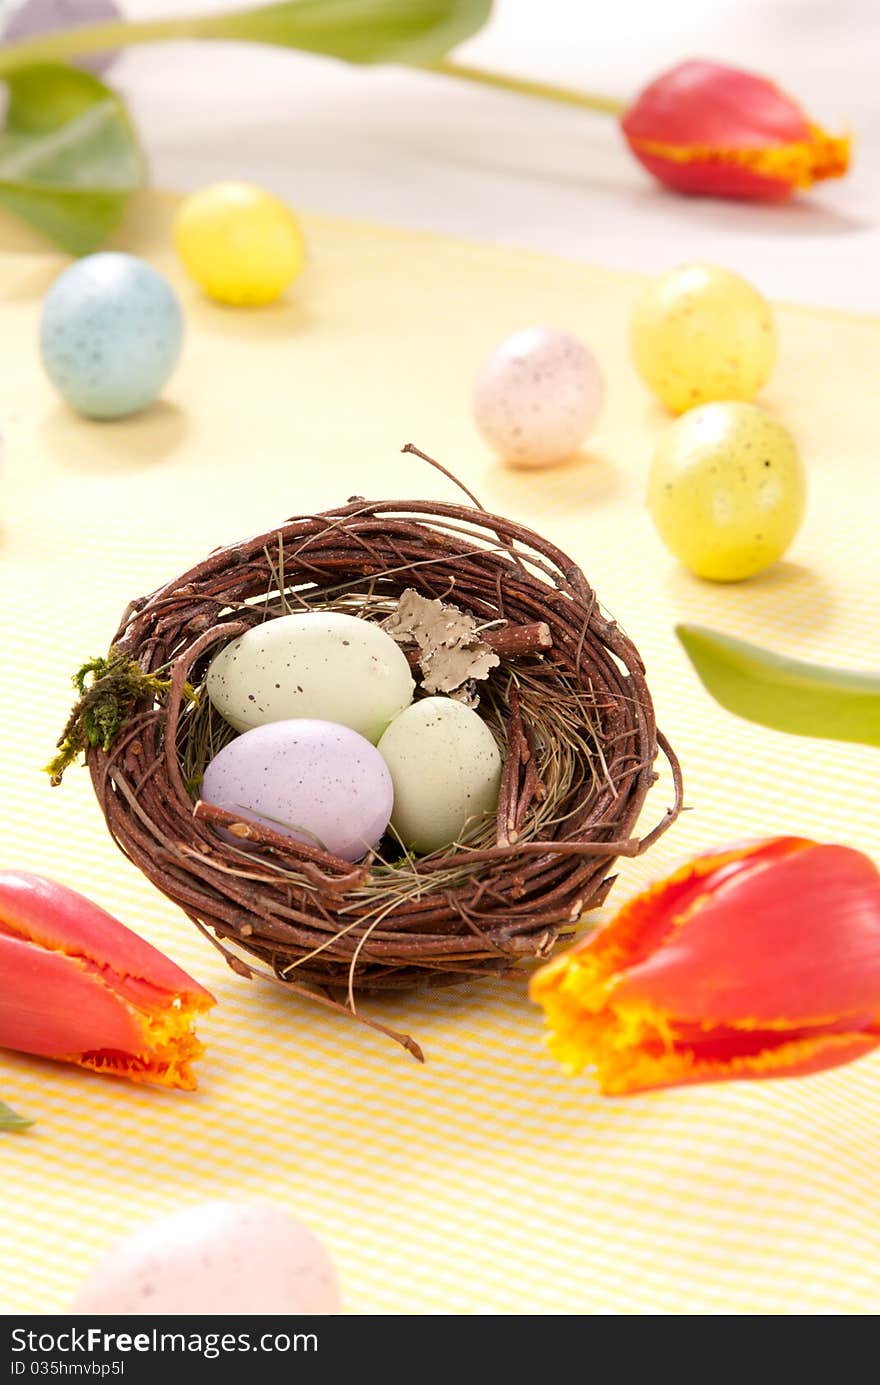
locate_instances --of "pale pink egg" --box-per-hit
[473,326,604,468]
[71,1201,340,1316]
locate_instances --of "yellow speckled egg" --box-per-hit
[631,263,776,413]
[648,402,806,581]
[174,181,304,306]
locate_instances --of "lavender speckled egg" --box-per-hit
[40,253,183,419]
[201,719,393,863]
[3,0,121,75]
[378,697,502,854]
[473,326,604,468]
[71,1201,340,1316]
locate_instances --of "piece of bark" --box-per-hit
[385,590,551,703]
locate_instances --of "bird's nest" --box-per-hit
[52,454,682,1057]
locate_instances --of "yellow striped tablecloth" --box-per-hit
[1,192,878,1315]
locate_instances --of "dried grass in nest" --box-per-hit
[53,451,683,1056]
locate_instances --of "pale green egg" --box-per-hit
[378,697,502,854]
[206,612,414,743]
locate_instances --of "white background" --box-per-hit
[19,2,880,309]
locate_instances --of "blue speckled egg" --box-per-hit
[40,253,183,419]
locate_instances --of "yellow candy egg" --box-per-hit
[631,263,776,413]
[647,402,806,581]
[174,181,304,306]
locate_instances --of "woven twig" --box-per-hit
[65,487,682,1034]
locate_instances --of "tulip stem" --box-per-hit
[0,18,627,119]
[417,59,626,117]
[0,16,204,73]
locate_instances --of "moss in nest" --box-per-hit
[47,649,196,786]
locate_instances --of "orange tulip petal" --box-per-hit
[0,933,208,1090]
[0,873,214,1090]
[626,125,850,195]
[531,837,880,1095]
[531,953,880,1095]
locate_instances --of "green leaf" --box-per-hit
[677,624,880,749]
[0,1099,33,1131]
[0,63,146,255]
[200,0,494,64]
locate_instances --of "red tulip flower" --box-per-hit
[0,872,214,1090]
[530,837,880,1095]
[621,60,850,201]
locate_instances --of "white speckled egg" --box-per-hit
[201,718,393,862]
[206,611,414,743]
[473,326,604,468]
[378,697,502,854]
[71,1201,340,1316]
[40,252,183,419]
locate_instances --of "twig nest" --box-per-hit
[59,482,682,1037]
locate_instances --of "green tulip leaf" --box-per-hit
[201,0,494,63]
[0,63,147,255]
[0,1099,33,1131]
[677,624,880,749]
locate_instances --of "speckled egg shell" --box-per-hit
[201,718,394,862]
[378,696,502,854]
[206,611,414,743]
[40,252,183,419]
[630,263,776,414]
[71,1201,340,1316]
[473,325,604,468]
[647,401,806,581]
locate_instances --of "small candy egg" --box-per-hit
[201,719,393,862]
[40,253,183,419]
[174,182,305,306]
[473,326,604,468]
[378,697,502,854]
[206,611,414,743]
[648,402,806,581]
[631,263,776,413]
[3,0,121,75]
[71,1201,340,1316]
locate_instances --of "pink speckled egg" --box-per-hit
[71,1201,340,1316]
[473,326,604,468]
[201,718,393,862]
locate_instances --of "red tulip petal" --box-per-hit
[0,871,213,1007]
[0,932,146,1058]
[623,61,811,151]
[551,836,810,980]
[626,149,796,202]
[621,59,850,199]
[614,843,880,1026]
